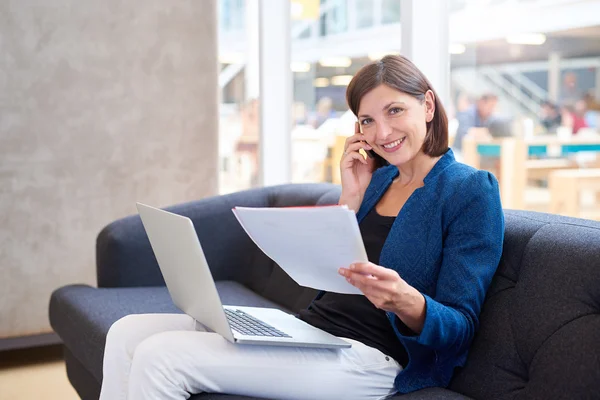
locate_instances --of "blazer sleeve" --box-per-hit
[392,170,505,352]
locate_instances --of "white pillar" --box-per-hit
[400,0,450,107]
[258,0,292,186]
[245,0,260,101]
[548,52,561,104]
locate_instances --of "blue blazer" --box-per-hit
[329,149,504,393]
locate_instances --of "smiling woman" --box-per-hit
[315,54,506,393]
[98,54,505,400]
[336,55,451,214]
[346,55,449,171]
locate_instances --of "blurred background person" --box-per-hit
[456,92,474,114]
[309,96,336,129]
[559,72,584,107]
[539,101,562,133]
[583,93,600,129]
[573,98,590,134]
[453,93,499,154]
[560,99,590,135]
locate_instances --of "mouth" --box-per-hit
[380,137,406,153]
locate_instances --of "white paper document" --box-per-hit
[232,205,368,294]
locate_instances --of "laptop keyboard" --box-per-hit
[224,308,292,338]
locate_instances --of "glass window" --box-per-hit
[218,0,260,194]
[381,0,400,25]
[320,0,348,36]
[356,0,375,29]
[449,1,600,217]
[219,0,245,33]
[291,1,376,185]
[292,20,313,39]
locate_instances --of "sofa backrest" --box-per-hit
[96,183,341,312]
[450,210,600,399]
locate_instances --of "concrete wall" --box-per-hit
[0,0,218,338]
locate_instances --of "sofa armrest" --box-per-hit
[96,183,340,288]
[96,211,164,288]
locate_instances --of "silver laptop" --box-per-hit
[136,203,351,349]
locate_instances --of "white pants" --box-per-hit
[99,313,402,400]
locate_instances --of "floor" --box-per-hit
[0,345,79,400]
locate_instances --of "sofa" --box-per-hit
[49,183,600,400]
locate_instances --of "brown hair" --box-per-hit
[346,55,449,166]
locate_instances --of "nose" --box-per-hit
[375,120,393,142]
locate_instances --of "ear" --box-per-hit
[424,90,435,123]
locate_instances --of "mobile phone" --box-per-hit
[358,122,374,159]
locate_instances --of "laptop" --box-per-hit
[136,203,351,349]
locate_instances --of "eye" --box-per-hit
[360,118,373,125]
[389,107,404,115]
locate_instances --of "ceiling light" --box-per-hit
[331,75,353,86]
[506,33,546,45]
[218,52,244,64]
[368,51,400,61]
[449,43,466,54]
[319,57,352,68]
[291,62,311,72]
[314,78,330,88]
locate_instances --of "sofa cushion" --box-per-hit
[49,281,288,384]
[53,281,473,400]
[63,334,469,400]
[449,210,600,399]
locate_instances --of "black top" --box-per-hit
[298,208,409,367]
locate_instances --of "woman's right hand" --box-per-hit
[338,122,377,212]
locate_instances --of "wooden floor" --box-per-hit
[0,345,79,400]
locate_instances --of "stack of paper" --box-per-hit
[232,205,367,294]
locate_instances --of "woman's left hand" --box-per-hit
[339,262,426,333]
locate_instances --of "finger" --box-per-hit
[344,134,366,149]
[345,273,396,298]
[341,145,370,164]
[339,267,378,284]
[341,152,368,166]
[344,141,372,155]
[345,267,379,280]
[344,273,385,295]
[349,262,398,280]
[339,268,387,293]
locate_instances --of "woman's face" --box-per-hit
[357,84,435,167]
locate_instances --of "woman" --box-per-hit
[100,55,504,400]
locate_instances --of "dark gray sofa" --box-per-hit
[49,183,600,400]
